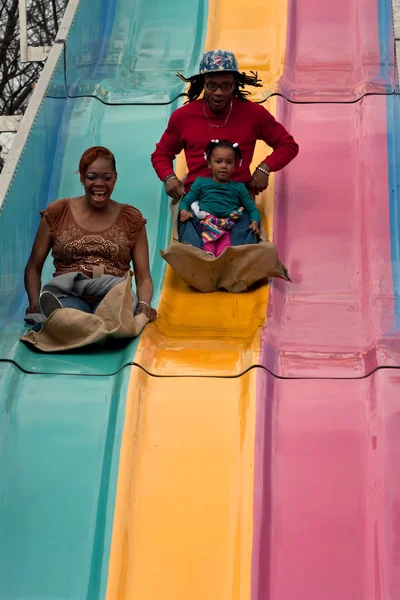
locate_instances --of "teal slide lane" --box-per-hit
[0,1,207,598]
[0,363,131,600]
[64,0,207,104]
[0,0,207,375]
[381,0,400,326]
[387,95,400,325]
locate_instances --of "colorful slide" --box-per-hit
[0,0,399,598]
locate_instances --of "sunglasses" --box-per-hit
[204,82,235,92]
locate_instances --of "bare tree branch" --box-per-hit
[0,0,68,170]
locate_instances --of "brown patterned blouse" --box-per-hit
[40,198,146,278]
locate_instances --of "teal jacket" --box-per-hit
[180,177,261,224]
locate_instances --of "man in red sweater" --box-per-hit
[151,49,299,200]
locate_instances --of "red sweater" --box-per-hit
[151,97,299,189]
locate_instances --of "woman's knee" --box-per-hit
[60,296,92,313]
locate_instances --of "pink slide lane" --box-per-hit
[261,96,399,379]
[279,0,396,101]
[252,369,400,599]
[251,0,400,597]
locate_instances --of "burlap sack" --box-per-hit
[20,274,148,352]
[160,200,290,293]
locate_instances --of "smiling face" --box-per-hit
[203,72,236,113]
[208,146,236,183]
[81,156,117,208]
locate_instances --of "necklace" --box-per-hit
[203,100,233,128]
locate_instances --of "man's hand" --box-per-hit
[249,163,270,196]
[179,209,192,222]
[165,176,186,200]
[249,220,260,235]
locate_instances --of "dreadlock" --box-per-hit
[176,71,262,103]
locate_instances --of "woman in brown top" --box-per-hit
[24,146,157,322]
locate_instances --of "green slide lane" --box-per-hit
[0,0,207,597]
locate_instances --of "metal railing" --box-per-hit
[18,0,51,63]
[0,1,55,133]
[0,0,81,206]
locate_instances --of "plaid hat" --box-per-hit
[198,50,239,75]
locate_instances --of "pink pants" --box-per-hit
[202,232,232,257]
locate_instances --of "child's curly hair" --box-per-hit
[204,139,242,163]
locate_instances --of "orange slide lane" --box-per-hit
[106,1,288,598]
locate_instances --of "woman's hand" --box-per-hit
[165,176,186,200]
[24,217,52,313]
[249,163,270,196]
[249,221,260,235]
[131,228,157,322]
[135,302,157,322]
[26,305,40,315]
[179,209,192,222]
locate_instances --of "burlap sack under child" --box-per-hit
[160,200,290,293]
[20,274,148,352]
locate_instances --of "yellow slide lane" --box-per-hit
[107,370,257,599]
[135,0,286,377]
[106,1,288,598]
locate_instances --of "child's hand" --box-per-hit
[249,220,260,235]
[180,209,192,222]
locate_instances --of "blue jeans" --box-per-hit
[178,211,259,248]
[30,293,137,332]
[30,296,101,332]
[60,292,138,313]
[59,296,102,313]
